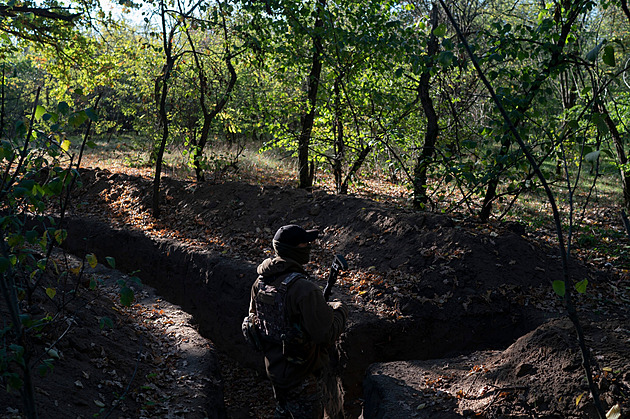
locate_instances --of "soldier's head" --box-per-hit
[272,224,319,265]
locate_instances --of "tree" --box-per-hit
[412,1,440,209]
[439,0,607,416]
[183,1,238,182]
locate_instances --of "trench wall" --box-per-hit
[61,216,545,415]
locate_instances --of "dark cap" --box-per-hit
[273,225,319,246]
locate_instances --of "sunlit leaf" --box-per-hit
[576,392,585,406]
[35,105,46,120]
[61,139,71,152]
[606,404,621,419]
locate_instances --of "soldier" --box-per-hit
[248,224,348,418]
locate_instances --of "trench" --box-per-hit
[62,216,548,418]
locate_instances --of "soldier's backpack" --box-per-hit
[243,272,310,364]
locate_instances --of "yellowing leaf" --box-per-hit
[576,392,585,406]
[61,139,71,152]
[86,253,98,269]
[53,229,67,245]
[45,287,56,299]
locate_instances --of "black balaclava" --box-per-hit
[272,225,319,265]
[273,240,312,265]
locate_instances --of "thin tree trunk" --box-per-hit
[340,145,371,194]
[1,63,5,137]
[298,0,326,189]
[413,2,440,210]
[333,74,344,193]
[597,102,630,212]
[152,0,175,218]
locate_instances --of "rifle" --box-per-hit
[323,254,348,301]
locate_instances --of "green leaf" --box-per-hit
[119,286,134,307]
[86,253,98,269]
[106,256,116,269]
[53,229,67,245]
[68,111,88,127]
[35,105,46,120]
[99,316,114,329]
[45,288,56,299]
[603,44,615,66]
[85,107,99,122]
[438,51,454,67]
[552,280,566,297]
[6,373,23,392]
[25,230,39,244]
[575,279,588,294]
[37,359,55,377]
[57,102,70,115]
[432,23,447,37]
[46,348,60,360]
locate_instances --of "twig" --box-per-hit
[30,318,75,368]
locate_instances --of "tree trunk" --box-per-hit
[598,102,630,212]
[298,0,326,189]
[413,3,440,210]
[152,0,174,218]
[333,74,344,193]
[340,145,372,194]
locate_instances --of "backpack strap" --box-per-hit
[279,272,305,290]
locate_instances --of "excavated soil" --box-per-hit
[2,167,629,418]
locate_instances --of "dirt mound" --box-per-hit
[363,317,630,418]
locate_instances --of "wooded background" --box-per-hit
[3,0,630,219]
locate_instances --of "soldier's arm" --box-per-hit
[297,285,347,345]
